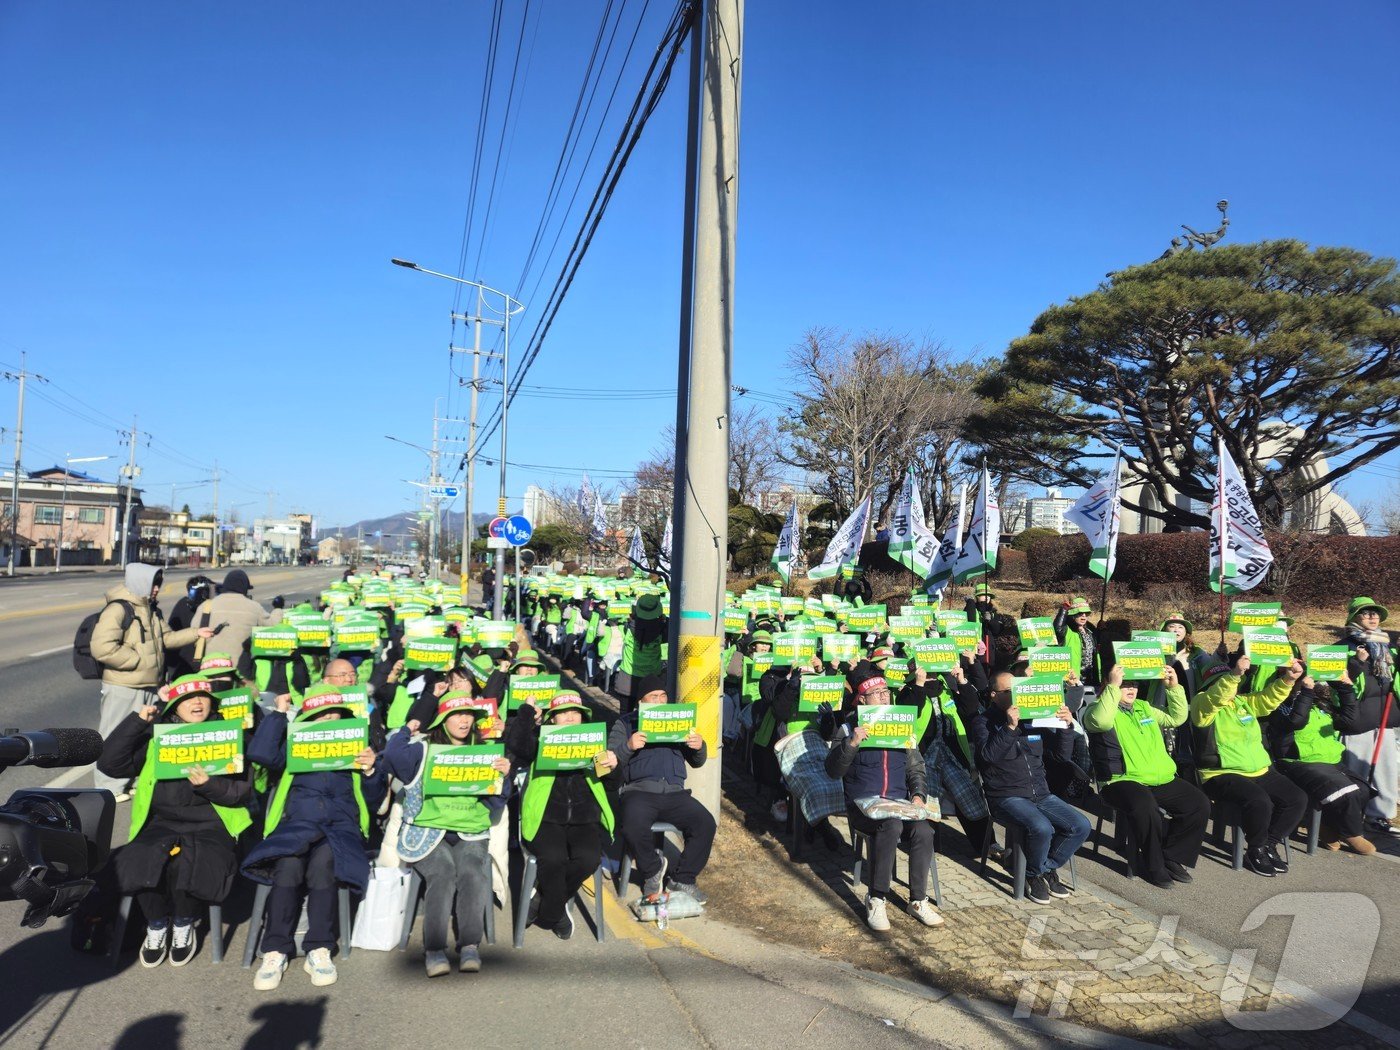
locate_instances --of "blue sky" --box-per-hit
[3,0,1398,531]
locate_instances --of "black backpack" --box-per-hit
[72,599,139,680]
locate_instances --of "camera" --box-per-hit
[0,728,114,928]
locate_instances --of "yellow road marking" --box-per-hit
[0,570,330,623]
[597,877,713,954]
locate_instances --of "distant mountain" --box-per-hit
[316,510,495,542]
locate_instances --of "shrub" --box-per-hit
[1011,527,1060,552]
[1027,534,1090,588]
[994,547,1030,583]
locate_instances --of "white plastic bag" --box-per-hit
[350,865,414,951]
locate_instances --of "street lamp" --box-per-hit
[55,454,111,573]
[163,479,212,568]
[391,257,524,617]
[220,500,256,567]
[386,433,441,579]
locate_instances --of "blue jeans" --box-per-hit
[990,794,1091,877]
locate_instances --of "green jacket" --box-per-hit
[1191,671,1293,779]
[1085,684,1186,787]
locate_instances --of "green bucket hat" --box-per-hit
[749,629,773,645]
[1348,597,1389,624]
[1159,612,1193,634]
[972,584,996,599]
[544,692,590,720]
[198,652,240,679]
[163,674,217,716]
[633,593,663,620]
[427,690,494,731]
[1066,597,1093,617]
[511,649,548,672]
[295,683,360,722]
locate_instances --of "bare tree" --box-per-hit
[728,404,782,505]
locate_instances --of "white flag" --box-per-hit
[924,481,967,599]
[888,470,939,578]
[590,495,607,545]
[809,495,870,581]
[577,471,594,517]
[771,503,798,584]
[951,467,1000,583]
[1064,454,1122,580]
[658,514,672,575]
[628,526,648,569]
[1210,441,1273,593]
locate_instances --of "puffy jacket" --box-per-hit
[966,703,1074,800]
[824,716,927,803]
[607,711,707,792]
[194,591,272,666]
[92,565,202,688]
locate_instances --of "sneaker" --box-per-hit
[987,843,1010,868]
[667,881,708,906]
[865,895,891,931]
[458,945,481,973]
[1366,817,1400,837]
[553,903,574,941]
[253,950,288,990]
[168,920,197,966]
[1245,845,1277,877]
[1164,861,1194,884]
[1266,841,1289,874]
[1045,870,1073,898]
[770,799,789,823]
[113,792,132,804]
[1025,875,1052,905]
[908,898,944,927]
[425,950,451,977]
[303,947,338,987]
[642,856,669,902]
[1343,835,1377,856]
[139,922,169,968]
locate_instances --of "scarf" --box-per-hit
[1346,624,1394,686]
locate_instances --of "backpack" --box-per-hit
[72,599,139,680]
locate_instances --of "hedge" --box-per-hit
[1027,531,1400,609]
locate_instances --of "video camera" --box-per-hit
[0,728,114,928]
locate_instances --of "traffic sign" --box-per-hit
[486,536,510,549]
[504,515,533,547]
[428,484,461,499]
[488,516,508,539]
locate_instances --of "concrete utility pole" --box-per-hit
[116,420,142,569]
[451,291,493,606]
[429,400,441,578]
[4,353,47,576]
[667,0,742,820]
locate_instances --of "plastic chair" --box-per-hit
[397,864,497,950]
[617,822,683,896]
[241,882,353,967]
[109,896,224,965]
[850,823,941,906]
[1091,803,1139,879]
[1303,805,1322,855]
[513,850,606,948]
[979,817,1078,902]
[1209,799,1248,870]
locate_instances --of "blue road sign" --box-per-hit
[504,515,533,547]
[428,484,461,499]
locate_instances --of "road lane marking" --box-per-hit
[0,600,93,622]
[46,764,94,788]
[26,645,69,658]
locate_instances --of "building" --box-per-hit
[137,508,215,566]
[1,467,142,567]
[1004,488,1078,536]
[522,484,561,527]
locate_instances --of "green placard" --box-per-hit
[822,633,861,665]
[1011,674,1065,720]
[1230,602,1283,633]
[424,744,505,796]
[638,703,697,743]
[404,615,449,639]
[1018,617,1057,649]
[911,639,958,673]
[251,626,299,658]
[899,605,936,627]
[404,638,458,671]
[751,651,775,675]
[779,596,805,616]
[772,632,818,667]
[286,717,369,773]
[1307,644,1350,682]
[934,610,968,630]
[1132,630,1178,658]
[909,593,930,606]
[887,615,927,640]
[214,685,257,730]
[856,705,918,748]
[535,723,607,772]
[152,719,244,779]
[1244,627,1293,669]
[844,605,887,633]
[1114,643,1166,681]
[807,618,838,635]
[294,621,333,650]
[798,674,846,712]
[723,609,749,634]
[884,665,908,690]
[335,625,379,651]
[509,674,561,712]
[1028,646,1074,678]
[945,622,982,651]
[476,620,517,649]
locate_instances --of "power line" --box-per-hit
[472,0,536,278]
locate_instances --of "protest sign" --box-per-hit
[911,639,958,673]
[1244,627,1294,669]
[1028,646,1075,678]
[152,720,244,779]
[508,675,561,712]
[424,744,506,796]
[1229,601,1283,632]
[638,703,697,743]
[1114,643,1167,681]
[1132,630,1178,658]
[476,620,517,649]
[250,626,298,658]
[403,638,458,672]
[1011,675,1066,720]
[1306,645,1350,682]
[1018,617,1057,648]
[798,675,846,712]
[772,632,818,666]
[287,718,369,773]
[856,705,918,749]
[213,686,257,729]
[821,633,861,665]
[844,605,887,633]
[535,723,607,772]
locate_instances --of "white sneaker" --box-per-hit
[909,898,944,927]
[865,896,891,932]
[254,950,288,990]
[113,792,132,804]
[169,920,197,966]
[770,799,789,822]
[304,947,338,987]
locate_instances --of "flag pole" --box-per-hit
[1217,439,1229,646]
[1095,450,1120,632]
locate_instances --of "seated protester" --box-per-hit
[322,656,389,752]
[1053,596,1102,689]
[503,693,615,940]
[1083,664,1209,887]
[1339,597,1398,837]
[1265,669,1375,855]
[606,674,715,904]
[1190,655,1308,877]
[243,685,387,991]
[824,663,942,930]
[97,675,254,967]
[754,655,818,822]
[900,658,992,858]
[1160,613,1215,699]
[967,670,1092,905]
[384,692,510,976]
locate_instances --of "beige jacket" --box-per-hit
[92,581,202,689]
[193,591,272,666]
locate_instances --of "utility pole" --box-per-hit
[452,293,487,605]
[4,353,47,576]
[117,419,140,569]
[210,461,221,570]
[667,0,742,820]
[429,400,441,578]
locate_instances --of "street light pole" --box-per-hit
[56,454,110,573]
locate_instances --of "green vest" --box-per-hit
[385,685,414,730]
[520,771,614,841]
[621,625,662,677]
[414,789,493,835]
[129,740,252,842]
[585,611,601,646]
[1290,704,1345,765]
[741,657,762,703]
[264,768,370,837]
[1105,700,1178,787]
[1207,699,1272,778]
